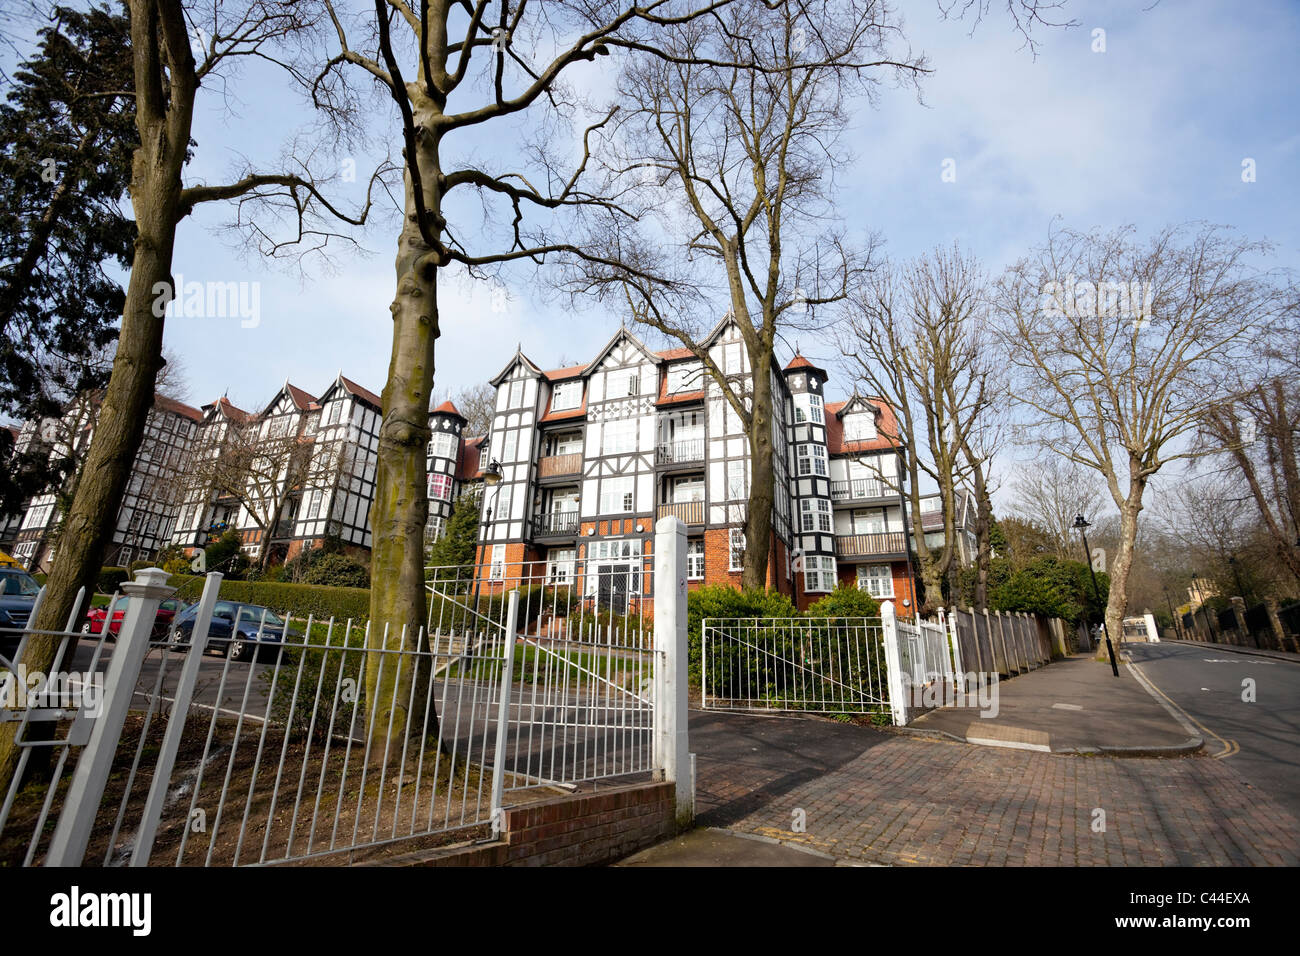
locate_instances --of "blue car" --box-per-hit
[0,567,41,661]
[169,600,302,662]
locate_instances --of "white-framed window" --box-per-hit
[425,516,445,542]
[667,362,702,394]
[724,343,742,375]
[687,539,705,580]
[584,538,642,597]
[843,411,876,442]
[428,432,456,459]
[501,430,519,461]
[602,419,637,455]
[599,476,635,514]
[479,441,491,470]
[808,393,824,425]
[508,380,524,407]
[307,489,323,519]
[490,544,506,580]
[800,498,831,533]
[492,485,513,521]
[857,564,894,598]
[547,548,576,584]
[551,380,582,411]
[796,443,827,476]
[427,473,453,500]
[804,555,836,593]
[729,529,745,572]
[726,460,747,500]
[327,401,342,426]
[607,369,639,397]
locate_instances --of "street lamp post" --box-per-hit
[1073,514,1119,677]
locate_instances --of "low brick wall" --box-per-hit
[385,781,677,867]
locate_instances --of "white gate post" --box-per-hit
[490,588,520,834]
[880,600,907,727]
[46,567,173,867]
[654,515,692,826]
[946,607,965,695]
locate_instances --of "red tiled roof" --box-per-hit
[154,393,203,423]
[432,399,464,418]
[457,436,486,481]
[785,353,820,372]
[339,375,381,408]
[542,364,586,382]
[656,347,695,361]
[285,383,318,410]
[825,397,902,455]
[208,395,252,424]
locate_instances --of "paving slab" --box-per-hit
[909,653,1201,754]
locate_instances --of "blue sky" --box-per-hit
[6,0,1299,505]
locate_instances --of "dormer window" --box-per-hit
[667,362,703,394]
[551,380,582,411]
[843,411,876,442]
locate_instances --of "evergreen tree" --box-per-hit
[426,485,481,573]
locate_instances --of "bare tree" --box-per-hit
[178,401,356,571]
[310,0,786,751]
[1198,314,1300,587]
[1005,455,1105,559]
[449,382,495,439]
[840,244,993,610]
[7,0,382,790]
[574,0,925,588]
[991,221,1288,649]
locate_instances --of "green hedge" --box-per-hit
[97,566,131,594]
[169,575,371,624]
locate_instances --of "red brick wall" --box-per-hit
[385,781,678,867]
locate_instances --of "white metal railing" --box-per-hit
[701,617,890,717]
[1,539,689,867]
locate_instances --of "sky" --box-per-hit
[4,0,1299,511]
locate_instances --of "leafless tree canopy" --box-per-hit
[992,221,1290,638]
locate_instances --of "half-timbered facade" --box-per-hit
[471,321,912,612]
[12,393,201,571]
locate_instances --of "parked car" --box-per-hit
[169,600,302,661]
[0,566,41,660]
[84,596,187,640]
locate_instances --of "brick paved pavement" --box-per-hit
[694,712,1299,866]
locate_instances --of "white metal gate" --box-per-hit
[700,616,892,718]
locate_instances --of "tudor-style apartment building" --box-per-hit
[8,392,203,571]
[4,372,484,573]
[474,319,918,613]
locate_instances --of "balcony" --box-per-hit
[835,531,907,559]
[656,438,705,466]
[657,500,704,526]
[532,510,579,538]
[538,453,582,479]
[831,478,890,501]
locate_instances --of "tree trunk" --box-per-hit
[1103,477,1146,655]
[0,137,180,788]
[742,355,774,590]
[366,109,442,756]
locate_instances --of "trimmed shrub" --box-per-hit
[97,566,130,595]
[686,585,799,689]
[128,559,153,574]
[302,552,370,589]
[170,576,371,624]
[806,583,881,619]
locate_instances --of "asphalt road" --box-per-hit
[1125,641,1300,822]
